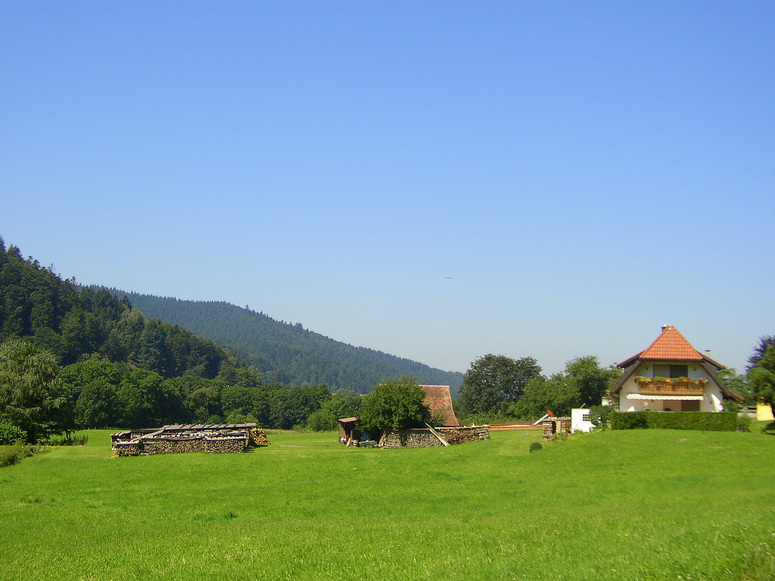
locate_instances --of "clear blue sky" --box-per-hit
[2,1,773,375]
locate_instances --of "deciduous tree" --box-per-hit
[359,378,430,431]
[748,344,775,416]
[458,354,542,418]
[74,379,117,428]
[509,356,619,420]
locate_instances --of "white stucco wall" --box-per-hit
[571,408,596,432]
[616,361,724,412]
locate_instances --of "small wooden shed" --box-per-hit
[338,417,360,446]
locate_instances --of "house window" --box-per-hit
[582,413,590,422]
[653,364,688,378]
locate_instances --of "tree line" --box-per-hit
[0,334,368,442]
[454,353,622,422]
[454,342,775,423]
[0,242,230,377]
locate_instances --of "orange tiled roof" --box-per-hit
[421,385,459,427]
[640,325,705,361]
[619,325,723,367]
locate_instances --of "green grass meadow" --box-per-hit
[1,428,774,580]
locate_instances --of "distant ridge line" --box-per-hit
[106,289,463,394]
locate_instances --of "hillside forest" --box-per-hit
[108,291,463,393]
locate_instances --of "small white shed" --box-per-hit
[571,408,595,433]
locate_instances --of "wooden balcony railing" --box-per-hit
[635,377,706,396]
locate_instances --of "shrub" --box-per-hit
[429,408,449,428]
[588,405,614,430]
[611,411,737,431]
[0,423,27,445]
[529,442,543,453]
[0,441,40,467]
[306,410,337,432]
[736,414,751,432]
[457,412,500,426]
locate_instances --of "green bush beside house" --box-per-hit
[610,410,737,431]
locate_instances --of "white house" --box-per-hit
[609,325,743,412]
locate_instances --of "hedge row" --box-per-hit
[610,411,737,431]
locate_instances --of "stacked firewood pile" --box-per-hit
[142,437,209,455]
[113,441,142,456]
[111,423,269,456]
[542,417,571,439]
[249,428,270,446]
[379,426,490,448]
[437,425,490,444]
[204,436,248,454]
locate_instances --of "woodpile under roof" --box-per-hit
[111,423,270,456]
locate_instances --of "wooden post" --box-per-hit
[425,423,450,446]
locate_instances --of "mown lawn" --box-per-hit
[1,428,773,580]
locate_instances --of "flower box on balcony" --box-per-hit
[634,376,707,396]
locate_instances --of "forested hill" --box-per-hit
[109,291,464,394]
[0,240,233,379]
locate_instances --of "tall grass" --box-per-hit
[0,429,773,580]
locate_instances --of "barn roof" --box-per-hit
[421,385,459,427]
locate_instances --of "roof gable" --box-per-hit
[640,325,705,361]
[618,325,721,367]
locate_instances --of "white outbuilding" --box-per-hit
[571,408,596,433]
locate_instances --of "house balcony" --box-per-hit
[635,377,707,397]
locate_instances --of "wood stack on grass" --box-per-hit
[249,428,270,446]
[112,423,268,456]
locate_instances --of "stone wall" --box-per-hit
[379,426,490,448]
